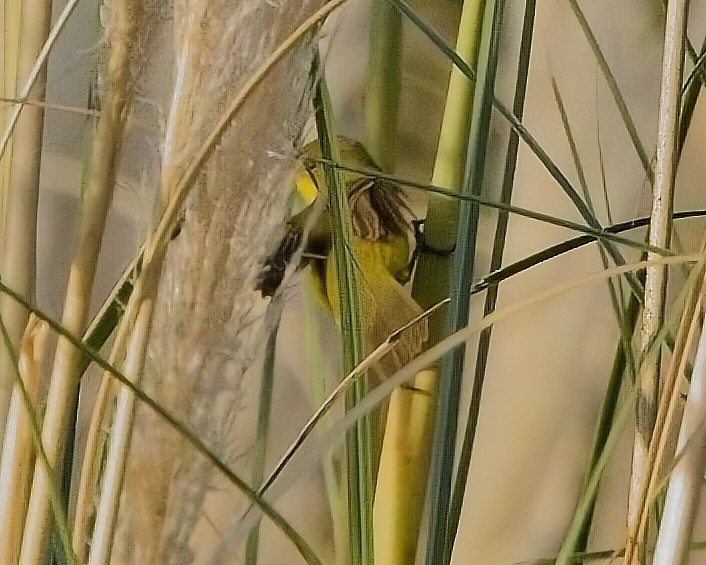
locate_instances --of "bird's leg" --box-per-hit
[400,383,433,395]
[409,218,456,269]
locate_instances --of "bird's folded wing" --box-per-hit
[359,269,429,381]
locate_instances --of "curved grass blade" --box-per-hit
[678,35,706,154]
[568,0,652,181]
[472,210,704,294]
[681,44,706,95]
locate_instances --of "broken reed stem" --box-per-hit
[625,0,688,562]
[0,0,51,442]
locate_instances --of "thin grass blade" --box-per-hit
[245,303,281,565]
[568,0,652,181]
[426,1,503,562]
[314,70,373,565]
[446,0,536,550]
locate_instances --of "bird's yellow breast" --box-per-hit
[317,234,411,317]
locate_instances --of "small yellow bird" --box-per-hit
[257,137,428,378]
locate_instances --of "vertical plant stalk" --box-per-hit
[0,0,82,163]
[631,253,706,564]
[17,1,139,561]
[366,2,429,558]
[0,0,52,554]
[386,4,485,561]
[314,74,371,565]
[0,316,47,563]
[0,0,51,439]
[374,1,484,561]
[591,40,705,561]
[410,0,485,327]
[653,290,706,565]
[365,0,402,170]
[86,283,158,565]
[303,284,347,564]
[71,255,140,559]
[0,0,20,251]
[75,7,207,559]
[626,0,688,562]
[446,0,536,552]
[75,5,344,560]
[427,1,503,563]
[381,0,483,562]
[81,2,200,556]
[373,369,437,565]
[245,304,281,565]
[0,0,20,288]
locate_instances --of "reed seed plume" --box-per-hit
[115,1,327,562]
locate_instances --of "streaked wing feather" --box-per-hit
[348,177,413,241]
[358,266,429,381]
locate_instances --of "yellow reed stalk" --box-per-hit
[375,0,485,560]
[18,1,140,560]
[373,368,436,564]
[0,0,51,439]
